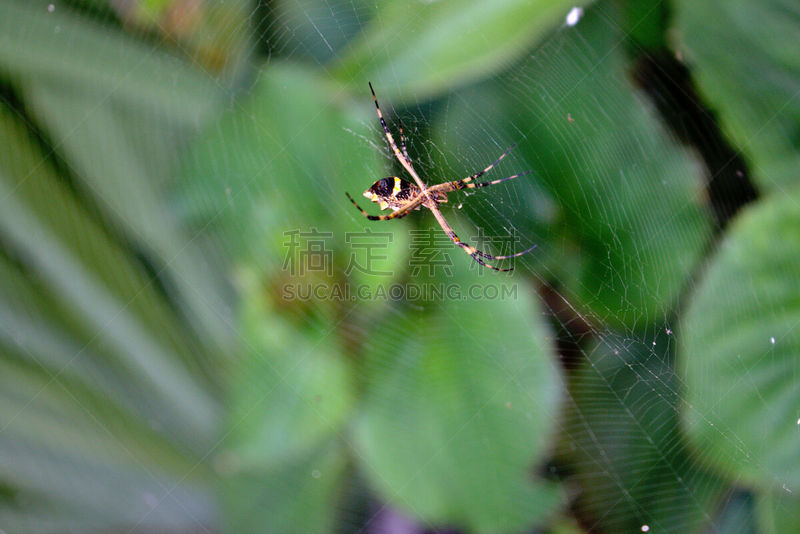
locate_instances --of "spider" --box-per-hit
[345,83,537,271]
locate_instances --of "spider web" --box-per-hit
[2,1,798,533]
[332,15,724,533]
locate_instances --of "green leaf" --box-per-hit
[0,255,216,475]
[614,0,669,51]
[436,3,712,328]
[0,0,223,121]
[218,441,347,534]
[1,1,232,351]
[332,0,590,103]
[0,362,214,532]
[675,0,800,191]
[353,261,563,533]
[271,0,368,64]
[757,489,800,534]
[680,186,800,488]
[222,270,355,469]
[0,106,219,447]
[23,79,232,356]
[0,52,221,532]
[559,331,726,533]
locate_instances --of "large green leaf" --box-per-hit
[271,0,370,64]
[222,269,355,470]
[0,1,223,121]
[0,107,219,447]
[680,186,800,488]
[23,80,232,356]
[0,360,215,533]
[615,0,669,51]
[0,91,218,533]
[218,441,347,534]
[0,255,215,472]
[1,1,232,352]
[675,0,800,191]
[333,0,590,102]
[757,489,800,534]
[353,260,563,533]
[436,3,712,328]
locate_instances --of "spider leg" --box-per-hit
[428,170,531,195]
[461,144,517,186]
[462,170,531,190]
[427,204,534,271]
[345,192,422,221]
[369,82,428,191]
[475,242,538,260]
[397,117,411,164]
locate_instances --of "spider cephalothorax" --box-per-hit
[345,83,536,271]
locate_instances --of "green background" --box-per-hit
[1,0,798,532]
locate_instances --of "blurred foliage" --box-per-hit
[350,261,562,532]
[559,330,727,533]
[675,0,800,192]
[434,5,711,328]
[680,186,800,489]
[332,0,591,102]
[1,0,799,533]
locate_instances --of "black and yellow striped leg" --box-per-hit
[461,170,531,190]
[369,82,407,165]
[397,117,411,164]
[472,242,538,260]
[428,204,521,271]
[461,144,517,185]
[368,82,429,191]
[345,192,421,221]
[427,170,531,196]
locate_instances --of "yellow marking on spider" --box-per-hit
[392,177,402,197]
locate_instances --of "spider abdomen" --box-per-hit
[363,176,446,211]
